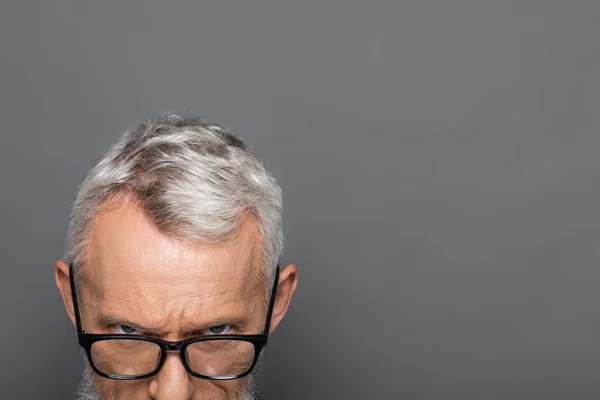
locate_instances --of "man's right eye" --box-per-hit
[114,323,141,335]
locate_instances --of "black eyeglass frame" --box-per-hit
[69,263,280,381]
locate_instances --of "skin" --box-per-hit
[55,197,298,400]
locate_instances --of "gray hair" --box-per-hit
[65,113,283,287]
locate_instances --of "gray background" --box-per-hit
[2,1,600,399]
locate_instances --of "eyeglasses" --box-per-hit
[69,263,279,381]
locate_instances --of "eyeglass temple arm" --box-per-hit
[68,263,84,334]
[263,265,280,335]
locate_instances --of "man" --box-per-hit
[55,113,298,400]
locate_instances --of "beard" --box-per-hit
[74,362,260,400]
[74,366,102,400]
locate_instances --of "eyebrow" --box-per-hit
[94,314,165,335]
[182,316,250,336]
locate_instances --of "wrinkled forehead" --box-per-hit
[81,198,264,300]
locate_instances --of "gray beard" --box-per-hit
[75,363,260,400]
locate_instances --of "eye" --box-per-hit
[115,323,141,335]
[205,324,231,335]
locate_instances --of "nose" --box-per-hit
[148,352,194,400]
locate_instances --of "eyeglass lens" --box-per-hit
[90,339,255,378]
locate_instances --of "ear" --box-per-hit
[55,259,77,329]
[268,264,298,334]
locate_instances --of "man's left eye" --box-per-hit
[206,324,231,335]
[115,323,141,335]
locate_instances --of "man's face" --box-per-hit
[56,198,296,400]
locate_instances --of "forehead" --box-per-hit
[82,197,263,307]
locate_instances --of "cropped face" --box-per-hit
[56,198,297,400]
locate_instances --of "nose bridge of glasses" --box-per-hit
[163,341,185,352]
